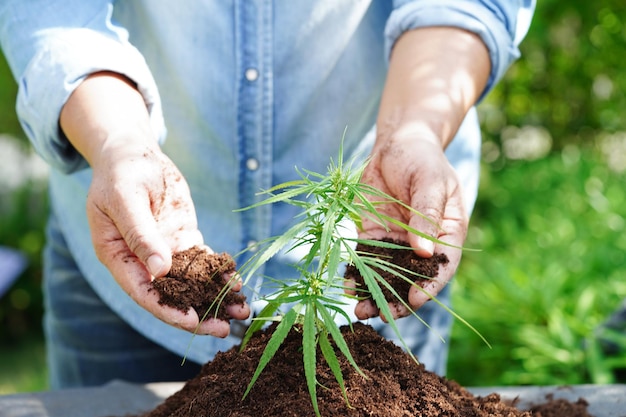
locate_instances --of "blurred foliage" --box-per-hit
[449,147,626,386]
[0,182,48,342]
[481,0,626,156]
[448,0,626,386]
[0,52,23,139]
[1,0,626,392]
[0,50,48,344]
[0,334,48,394]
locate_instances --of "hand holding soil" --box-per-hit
[84,143,237,334]
[352,135,467,319]
[59,73,245,335]
[345,238,449,322]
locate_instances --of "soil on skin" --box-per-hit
[136,242,594,417]
[150,246,247,320]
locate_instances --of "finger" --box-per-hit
[379,302,410,323]
[408,279,445,310]
[195,318,232,338]
[94,243,198,330]
[355,299,378,320]
[226,302,251,320]
[121,267,200,330]
[169,229,206,257]
[111,194,173,278]
[87,205,171,289]
[343,279,357,296]
[407,200,444,258]
[223,271,243,292]
[408,226,462,309]
[88,186,173,278]
[409,196,466,309]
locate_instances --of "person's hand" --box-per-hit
[60,72,250,336]
[87,140,250,336]
[348,133,467,322]
[346,27,490,322]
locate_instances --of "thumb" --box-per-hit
[120,202,172,278]
[407,203,444,258]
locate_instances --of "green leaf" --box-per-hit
[243,307,299,400]
[240,301,281,351]
[345,245,418,360]
[323,302,354,327]
[323,240,343,291]
[319,329,351,407]
[303,301,320,417]
[238,222,308,284]
[316,299,366,379]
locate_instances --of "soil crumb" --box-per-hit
[150,246,246,320]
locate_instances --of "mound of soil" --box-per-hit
[150,246,247,320]
[138,243,594,417]
[134,323,593,417]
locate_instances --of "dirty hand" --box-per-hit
[345,27,489,322]
[347,134,467,322]
[60,72,250,336]
[87,142,250,336]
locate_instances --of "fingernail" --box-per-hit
[417,238,434,256]
[147,254,166,277]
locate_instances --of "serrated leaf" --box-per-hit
[240,301,281,351]
[319,329,350,407]
[316,299,366,379]
[243,307,299,400]
[303,301,320,417]
[238,222,308,284]
[323,240,343,290]
[345,245,418,360]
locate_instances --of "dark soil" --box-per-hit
[134,323,593,417]
[344,238,449,305]
[527,395,591,417]
[137,242,594,417]
[151,246,247,320]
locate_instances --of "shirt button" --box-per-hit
[246,158,259,171]
[245,68,259,82]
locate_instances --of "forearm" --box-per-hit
[377,27,490,149]
[59,71,158,170]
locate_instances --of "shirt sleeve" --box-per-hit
[0,1,166,174]
[385,0,536,102]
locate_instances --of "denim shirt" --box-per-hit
[0,0,534,363]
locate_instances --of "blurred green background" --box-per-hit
[1,0,625,393]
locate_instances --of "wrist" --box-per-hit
[89,128,160,171]
[377,112,454,156]
[60,71,156,168]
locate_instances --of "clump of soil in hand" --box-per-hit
[150,246,247,321]
[344,238,449,305]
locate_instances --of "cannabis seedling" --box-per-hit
[235,144,484,416]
